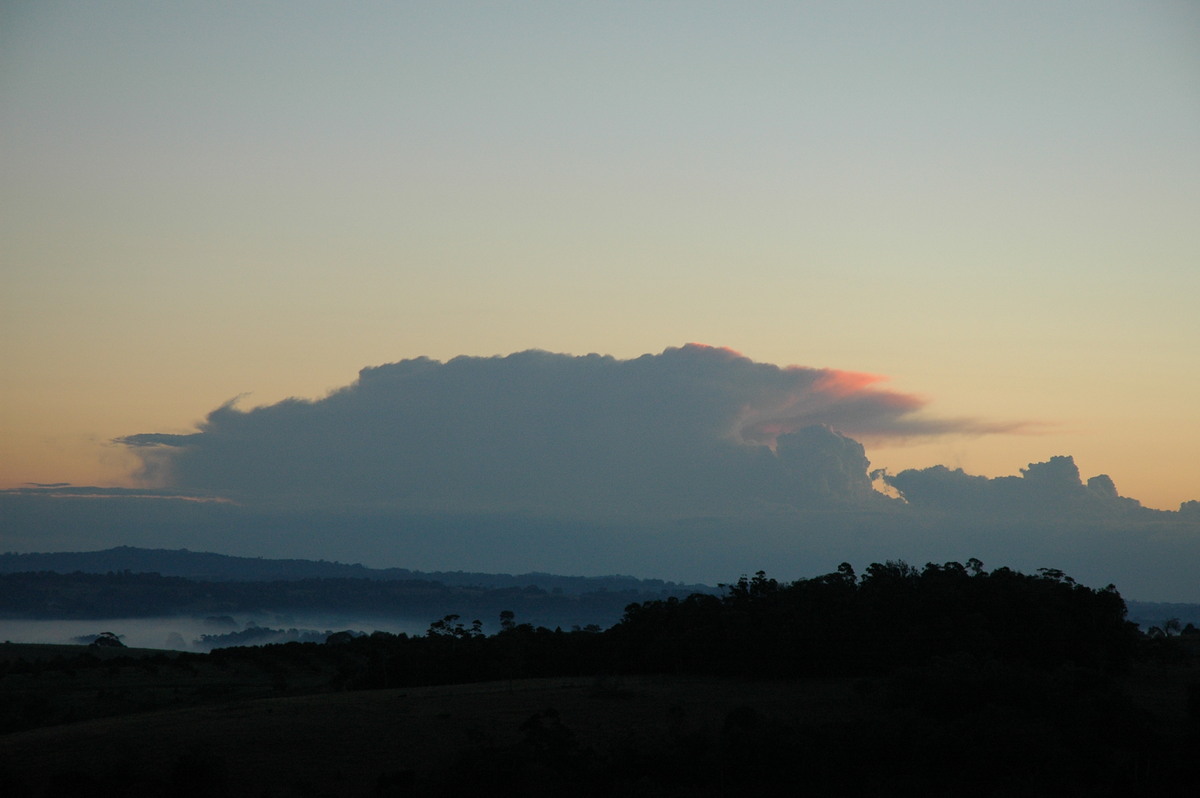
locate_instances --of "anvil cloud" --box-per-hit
[116,345,1010,515]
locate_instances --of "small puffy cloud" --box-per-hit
[116,345,1005,515]
[1086,474,1119,500]
[882,455,1145,518]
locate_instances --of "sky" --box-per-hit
[2,3,1199,595]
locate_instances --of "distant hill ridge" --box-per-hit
[0,546,712,596]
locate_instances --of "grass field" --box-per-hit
[0,668,865,796]
[2,640,1197,796]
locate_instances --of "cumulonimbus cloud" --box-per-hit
[14,345,1196,598]
[114,344,1022,515]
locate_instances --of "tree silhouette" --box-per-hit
[88,631,125,648]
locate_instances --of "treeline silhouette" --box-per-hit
[612,559,1138,676]
[303,559,1139,689]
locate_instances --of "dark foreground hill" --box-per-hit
[2,560,1198,796]
[0,674,864,797]
[1,653,1196,796]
